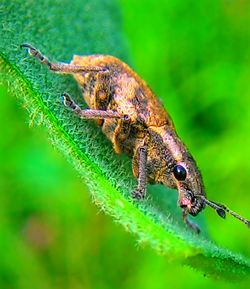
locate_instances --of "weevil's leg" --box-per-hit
[21,43,106,73]
[63,92,123,119]
[182,209,200,234]
[132,145,148,200]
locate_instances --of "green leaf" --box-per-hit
[1,0,250,281]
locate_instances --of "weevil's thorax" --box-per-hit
[148,126,206,216]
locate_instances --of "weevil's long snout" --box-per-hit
[179,195,192,211]
[178,186,205,216]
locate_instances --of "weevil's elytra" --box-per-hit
[21,43,250,233]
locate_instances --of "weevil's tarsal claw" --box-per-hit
[20,43,34,50]
[20,43,50,66]
[21,43,39,56]
[62,92,77,110]
[216,208,226,219]
[62,92,81,111]
[132,189,146,200]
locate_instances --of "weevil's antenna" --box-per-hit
[199,195,250,228]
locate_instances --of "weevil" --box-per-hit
[21,43,250,233]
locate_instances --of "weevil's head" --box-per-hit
[151,129,250,228]
[169,157,250,228]
[155,129,206,216]
[171,161,206,216]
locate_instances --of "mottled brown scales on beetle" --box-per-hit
[21,43,250,233]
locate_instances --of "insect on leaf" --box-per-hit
[1,0,250,282]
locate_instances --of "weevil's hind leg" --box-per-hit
[63,92,124,120]
[132,145,148,200]
[21,43,106,74]
[182,209,200,234]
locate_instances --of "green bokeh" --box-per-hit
[1,0,250,288]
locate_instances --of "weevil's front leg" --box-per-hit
[63,93,124,120]
[21,43,106,74]
[182,209,200,234]
[132,145,148,200]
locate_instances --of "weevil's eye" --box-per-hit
[173,165,187,181]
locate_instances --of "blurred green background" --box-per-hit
[1,0,250,288]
